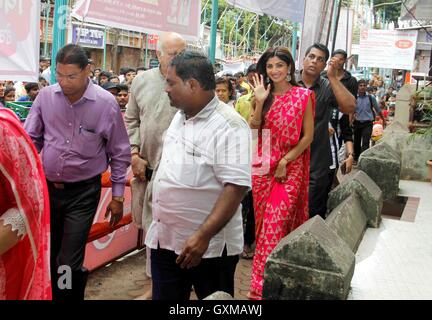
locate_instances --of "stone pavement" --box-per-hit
[85,180,432,300]
[85,249,253,300]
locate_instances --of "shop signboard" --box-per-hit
[71,24,105,49]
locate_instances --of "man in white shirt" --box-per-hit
[145,50,252,300]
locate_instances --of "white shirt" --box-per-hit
[145,96,252,258]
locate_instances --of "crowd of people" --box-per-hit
[1,30,396,301]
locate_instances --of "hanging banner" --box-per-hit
[72,0,201,40]
[358,29,418,71]
[71,23,105,49]
[0,0,40,81]
[227,0,305,23]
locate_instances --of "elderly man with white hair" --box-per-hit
[124,32,186,299]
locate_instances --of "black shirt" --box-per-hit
[297,73,337,172]
[322,70,358,97]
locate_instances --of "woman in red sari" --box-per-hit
[248,47,315,299]
[0,108,51,300]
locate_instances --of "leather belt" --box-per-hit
[47,174,101,190]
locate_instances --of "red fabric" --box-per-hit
[87,214,132,243]
[0,108,52,300]
[249,87,315,299]
[101,170,131,188]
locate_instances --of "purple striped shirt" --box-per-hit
[24,80,131,197]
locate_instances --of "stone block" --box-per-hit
[328,170,383,228]
[384,120,409,133]
[394,84,416,128]
[325,194,368,252]
[203,291,234,300]
[378,131,410,156]
[262,216,355,300]
[401,135,432,182]
[357,142,401,200]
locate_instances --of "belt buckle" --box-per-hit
[53,183,65,189]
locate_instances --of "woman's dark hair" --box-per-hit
[256,46,298,123]
[170,50,215,90]
[55,44,89,70]
[216,77,235,100]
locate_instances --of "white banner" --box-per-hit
[0,0,40,81]
[358,29,418,71]
[227,0,305,23]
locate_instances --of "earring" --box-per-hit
[286,74,292,82]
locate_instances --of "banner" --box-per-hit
[358,29,418,71]
[72,0,201,40]
[71,23,105,49]
[0,0,40,81]
[227,0,305,23]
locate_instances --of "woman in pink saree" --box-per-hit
[248,47,315,299]
[0,108,51,300]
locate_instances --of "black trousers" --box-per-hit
[151,246,239,300]
[309,167,331,219]
[242,191,255,247]
[48,175,101,300]
[353,120,373,161]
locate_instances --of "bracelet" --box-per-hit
[250,117,262,126]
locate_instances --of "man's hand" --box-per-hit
[326,56,342,79]
[131,154,148,181]
[328,127,335,137]
[342,155,354,174]
[105,199,123,227]
[176,230,210,269]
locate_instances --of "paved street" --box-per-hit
[86,249,253,300]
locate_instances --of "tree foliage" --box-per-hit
[372,0,401,25]
[201,0,293,57]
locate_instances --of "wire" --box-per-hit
[401,0,432,38]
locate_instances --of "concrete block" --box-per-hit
[328,170,383,228]
[262,216,355,300]
[326,194,368,252]
[357,142,401,200]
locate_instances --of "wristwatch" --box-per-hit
[346,152,354,158]
[112,196,124,203]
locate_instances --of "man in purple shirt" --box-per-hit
[24,44,131,300]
